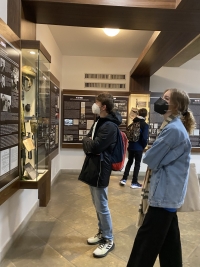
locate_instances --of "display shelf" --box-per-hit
[20,170,50,207]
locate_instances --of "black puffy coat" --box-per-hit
[78,111,122,188]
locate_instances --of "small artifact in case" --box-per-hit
[24,162,38,180]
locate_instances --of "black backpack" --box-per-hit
[125,122,141,142]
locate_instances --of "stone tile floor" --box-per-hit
[1,173,200,267]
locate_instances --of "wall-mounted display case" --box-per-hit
[20,40,52,206]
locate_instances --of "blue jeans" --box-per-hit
[89,186,113,241]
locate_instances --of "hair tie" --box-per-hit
[182,110,188,116]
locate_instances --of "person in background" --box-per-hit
[120,108,149,188]
[126,88,196,267]
[78,92,122,258]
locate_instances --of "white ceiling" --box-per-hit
[48,25,154,58]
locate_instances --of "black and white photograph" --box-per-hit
[64,135,73,141]
[0,74,5,89]
[0,57,5,73]
[0,93,11,112]
[11,66,19,91]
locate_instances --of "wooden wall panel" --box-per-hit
[130,31,199,77]
[7,0,21,37]
[21,5,36,40]
[21,0,200,32]
[130,76,150,93]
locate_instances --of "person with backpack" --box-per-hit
[78,92,122,258]
[120,108,149,188]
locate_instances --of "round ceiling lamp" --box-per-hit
[103,28,120,37]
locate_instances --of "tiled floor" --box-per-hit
[2,173,200,267]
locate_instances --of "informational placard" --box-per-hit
[149,92,200,148]
[50,81,60,151]
[63,95,95,143]
[113,96,128,132]
[0,34,20,188]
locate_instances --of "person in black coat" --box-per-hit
[79,92,122,258]
[120,108,149,188]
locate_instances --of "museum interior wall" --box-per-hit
[0,0,7,25]
[59,54,200,175]
[0,7,200,262]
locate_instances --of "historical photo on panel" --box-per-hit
[0,74,5,89]
[0,93,11,112]
[11,66,19,91]
[0,58,5,73]
[64,135,73,141]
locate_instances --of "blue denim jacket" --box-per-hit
[143,117,191,209]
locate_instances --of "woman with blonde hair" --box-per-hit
[127,88,195,267]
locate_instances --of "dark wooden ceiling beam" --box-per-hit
[130,31,199,77]
[164,34,200,67]
[176,0,200,10]
[22,0,200,32]
[21,0,177,9]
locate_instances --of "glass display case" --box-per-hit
[21,42,51,182]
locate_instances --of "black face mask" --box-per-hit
[154,97,169,115]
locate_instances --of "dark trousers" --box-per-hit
[127,206,182,267]
[123,150,143,183]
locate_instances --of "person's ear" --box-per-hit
[102,104,106,111]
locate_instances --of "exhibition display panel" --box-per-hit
[0,33,20,191]
[61,90,130,148]
[149,92,200,151]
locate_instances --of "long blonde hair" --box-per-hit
[164,88,196,134]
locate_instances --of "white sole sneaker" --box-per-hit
[93,241,115,258]
[130,185,142,189]
[87,232,102,245]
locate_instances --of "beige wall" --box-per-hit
[0,0,7,24]
[62,55,135,90]
[36,24,62,83]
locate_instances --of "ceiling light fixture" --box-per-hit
[30,51,36,55]
[103,28,120,37]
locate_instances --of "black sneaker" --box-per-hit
[93,238,115,258]
[130,182,142,189]
[119,179,126,186]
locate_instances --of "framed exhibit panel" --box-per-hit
[62,93,96,147]
[149,92,200,151]
[0,33,20,190]
[62,90,130,148]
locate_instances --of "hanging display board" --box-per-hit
[0,34,20,189]
[62,94,96,144]
[149,92,200,148]
[50,81,60,152]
